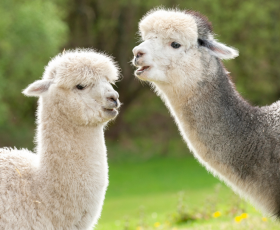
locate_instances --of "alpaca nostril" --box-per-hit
[109,97,116,102]
[107,97,118,107]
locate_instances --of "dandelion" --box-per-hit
[234,216,242,223]
[262,217,268,222]
[136,227,142,230]
[212,211,221,218]
[154,222,160,228]
[240,213,248,219]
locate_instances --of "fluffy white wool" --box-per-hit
[0,49,120,229]
[44,49,119,89]
[139,8,198,49]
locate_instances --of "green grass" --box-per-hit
[95,157,279,230]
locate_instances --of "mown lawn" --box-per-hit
[95,157,278,230]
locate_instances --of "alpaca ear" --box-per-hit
[22,80,53,97]
[198,38,239,60]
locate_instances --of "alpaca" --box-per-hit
[132,8,280,218]
[0,49,120,229]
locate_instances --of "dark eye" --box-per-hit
[76,84,86,90]
[171,42,181,49]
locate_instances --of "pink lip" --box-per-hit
[136,66,150,75]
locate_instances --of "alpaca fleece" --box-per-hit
[0,49,120,229]
[133,8,280,218]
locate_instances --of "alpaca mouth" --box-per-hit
[136,66,150,75]
[103,107,118,116]
[103,108,116,112]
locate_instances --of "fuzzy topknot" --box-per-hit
[186,10,213,40]
[43,49,120,88]
[139,8,198,47]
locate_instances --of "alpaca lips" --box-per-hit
[137,66,150,74]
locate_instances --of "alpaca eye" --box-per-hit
[171,42,181,49]
[76,84,86,90]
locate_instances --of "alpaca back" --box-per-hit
[0,148,44,229]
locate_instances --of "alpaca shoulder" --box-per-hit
[0,148,38,200]
[0,148,40,226]
[0,148,37,176]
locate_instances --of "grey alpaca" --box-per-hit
[132,8,280,218]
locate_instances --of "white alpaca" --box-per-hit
[133,8,280,218]
[0,49,120,229]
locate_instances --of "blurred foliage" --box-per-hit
[1,0,280,158]
[0,0,67,147]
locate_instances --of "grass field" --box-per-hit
[95,157,279,230]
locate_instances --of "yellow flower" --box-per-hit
[136,227,142,230]
[241,213,248,219]
[154,222,160,228]
[262,217,268,222]
[234,216,242,223]
[212,211,221,218]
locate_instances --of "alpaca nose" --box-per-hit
[106,92,119,107]
[133,47,145,59]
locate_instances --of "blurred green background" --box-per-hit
[1,0,280,229]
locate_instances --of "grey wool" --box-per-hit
[132,8,280,218]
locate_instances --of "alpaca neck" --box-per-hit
[35,98,106,183]
[154,59,262,180]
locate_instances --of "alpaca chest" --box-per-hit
[37,166,108,229]
[64,168,108,228]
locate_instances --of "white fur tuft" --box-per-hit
[139,8,198,47]
[43,48,120,89]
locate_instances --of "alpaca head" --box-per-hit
[23,49,120,126]
[132,8,239,89]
